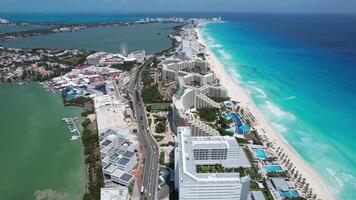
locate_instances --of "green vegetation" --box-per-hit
[159,151,165,165]
[208,96,230,103]
[147,103,171,112]
[243,148,262,180]
[265,157,278,162]
[142,84,164,103]
[128,180,135,195]
[81,115,104,200]
[150,57,161,68]
[250,181,275,200]
[160,141,174,147]
[196,53,206,60]
[154,135,164,142]
[169,191,179,200]
[111,61,137,71]
[65,96,92,107]
[266,171,289,178]
[249,180,260,190]
[251,130,263,145]
[236,137,249,144]
[197,108,219,122]
[261,182,275,200]
[218,127,233,136]
[142,69,154,86]
[155,121,166,133]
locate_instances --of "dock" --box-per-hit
[62,117,81,140]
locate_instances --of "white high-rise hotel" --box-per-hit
[175,126,251,200]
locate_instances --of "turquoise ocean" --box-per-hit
[1,12,355,199]
[200,14,356,200]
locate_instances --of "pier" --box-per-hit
[62,117,80,140]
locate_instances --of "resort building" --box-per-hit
[128,50,146,63]
[162,60,211,82]
[174,126,251,200]
[163,59,228,136]
[161,59,227,97]
[172,88,221,136]
[86,52,136,66]
[100,187,129,200]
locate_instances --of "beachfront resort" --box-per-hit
[29,17,321,200]
[160,19,318,200]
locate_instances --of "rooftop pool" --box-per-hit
[264,165,283,172]
[253,149,267,159]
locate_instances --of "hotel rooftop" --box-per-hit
[174,126,251,200]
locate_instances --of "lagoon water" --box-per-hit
[0,24,48,34]
[201,14,356,200]
[1,23,176,54]
[0,83,86,200]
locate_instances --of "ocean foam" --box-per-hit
[265,101,296,120]
[217,49,232,60]
[252,86,267,99]
[210,43,223,48]
[271,122,288,133]
[326,167,356,190]
[279,95,296,101]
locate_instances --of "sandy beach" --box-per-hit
[196,26,336,200]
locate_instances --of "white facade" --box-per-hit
[101,187,129,200]
[128,50,146,63]
[174,127,251,200]
[172,88,221,136]
[86,52,135,66]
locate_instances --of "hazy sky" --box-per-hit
[1,0,356,14]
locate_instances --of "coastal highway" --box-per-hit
[129,58,159,200]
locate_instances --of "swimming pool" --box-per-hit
[224,112,246,134]
[254,149,267,159]
[264,165,283,172]
[278,190,299,198]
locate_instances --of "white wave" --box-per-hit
[280,95,296,101]
[265,101,296,120]
[326,167,356,189]
[286,95,296,100]
[210,43,223,48]
[207,37,215,42]
[295,131,330,157]
[271,122,288,133]
[217,49,232,60]
[232,76,242,84]
[252,86,267,99]
[248,80,256,84]
[229,69,242,79]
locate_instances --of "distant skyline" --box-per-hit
[1,0,356,14]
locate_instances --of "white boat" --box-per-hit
[70,135,80,141]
